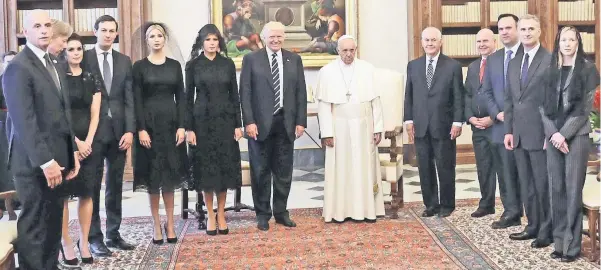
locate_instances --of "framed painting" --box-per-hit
[210,0,358,69]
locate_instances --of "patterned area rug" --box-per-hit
[67,201,600,270]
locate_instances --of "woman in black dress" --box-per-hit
[541,26,600,262]
[186,24,243,235]
[0,51,17,221]
[132,22,187,244]
[60,33,104,266]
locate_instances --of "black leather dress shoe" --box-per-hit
[561,255,578,262]
[421,208,438,217]
[550,251,562,259]
[438,209,453,217]
[509,231,537,240]
[89,241,112,257]
[257,219,269,231]
[106,236,135,250]
[471,208,495,218]
[531,239,551,248]
[275,217,297,227]
[491,217,521,229]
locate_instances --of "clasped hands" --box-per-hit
[546,132,569,154]
[405,123,462,143]
[43,152,80,189]
[321,133,381,148]
[468,117,493,130]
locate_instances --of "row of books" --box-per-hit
[442,2,481,23]
[16,8,118,34]
[558,0,596,22]
[73,8,119,33]
[489,1,529,22]
[442,33,596,57]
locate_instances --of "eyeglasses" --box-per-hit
[67,47,83,52]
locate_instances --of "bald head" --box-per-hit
[476,28,496,57]
[23,9,53,50]
[421,27,442,57]
[337,35,357,65]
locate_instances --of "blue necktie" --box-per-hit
[520,53,529,88]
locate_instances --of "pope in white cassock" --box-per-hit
[315,35,385,223]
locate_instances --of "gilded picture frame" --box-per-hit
[210,0,358,69]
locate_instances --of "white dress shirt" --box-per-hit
[521,42,541,72]
[27,42,63,170]
[266,47,284,108]
[504,42,521,62]
[95,44,114,80]
[405,51,462,127]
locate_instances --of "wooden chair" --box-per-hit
[583,179,600,261]
[374,68,406,218]
[0,221,17,270]
[181,161,254,229]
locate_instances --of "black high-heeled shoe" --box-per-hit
[153,225,164,244]
[206,213,217,236]
[164,224,178,243]
[216,213,229,235]
[77,240,94,264]
[60,245,80,267]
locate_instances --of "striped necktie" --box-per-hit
[272,53,281,115]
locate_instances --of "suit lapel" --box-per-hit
[24,47,62,101]
[562,65,574,91]
[87,50,102,77]
[416,56,427,91]
[282,50,293,93]
[429,56,444,91]
[522,48,544,90]
[259,49,275,91]
[110,51,119,95]
[510,59,522,99]
[473,58,482,90]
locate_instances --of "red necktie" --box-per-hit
[479,58,486,83]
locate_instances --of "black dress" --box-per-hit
[0,76,13,193]
[132,57,188,194]
[185,53,242,192]
[64,71,104,198]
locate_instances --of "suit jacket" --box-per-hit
[504,45,551,150]
[541,59,600,140]
[403,53,465,139]
[82,48,134,140]
[0,75,6,110]
[2,46,76,176]
[239,48,307,142]
[464,57,490,136]
[482,45,524,143]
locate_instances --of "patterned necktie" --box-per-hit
[520,53,530,88]
[504,50,513,86]
[479,58,486,83]
[271,52,281,115]
[426,58,434,89]
[102,52,112,117]
[44,53,60,92]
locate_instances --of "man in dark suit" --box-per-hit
[0,51,17,221]
[240,21,307,231]
[2,10,80,269]
[504,14,552,248]
[404,26,464,218]
[481,13,524,230]
[464,28,498,218]
[82,15,136,256]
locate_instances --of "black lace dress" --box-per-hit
[185,53,242,192]
[64,71,104,198]
[132,57,188,194]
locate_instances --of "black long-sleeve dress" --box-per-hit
[185,53,242,192]
[132,57,188,194]
[62,70,105,198]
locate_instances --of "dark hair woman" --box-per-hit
[185,24,242,236]
[540,26,600,262]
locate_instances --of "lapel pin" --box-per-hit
[53,60,57,64]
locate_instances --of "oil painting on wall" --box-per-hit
[211,0,358,68]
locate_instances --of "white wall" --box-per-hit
[150,0,474,149]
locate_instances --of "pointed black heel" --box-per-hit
[77,240,94,264]
[164,223,178,243]
[60,245,80,267]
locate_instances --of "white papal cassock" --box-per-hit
[315,57,385,222]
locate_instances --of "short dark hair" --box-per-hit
[94,15,119,31]
[497,14,519,25]
[1,51,17,62]
[68,33,83,44]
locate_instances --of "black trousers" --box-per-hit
[492,143,522,219]
[89,131,126,242]
[472,133,498,211]
[514,147,552,242]
[414,131,457,211]
[14,174,65,270]
[548,135,590,256]
[247,112,294,221]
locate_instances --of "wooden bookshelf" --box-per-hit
[412,0,599,69]
[1,0,150,62]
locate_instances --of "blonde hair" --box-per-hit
[260,21,285,40]
[51,19,73,38]
[145,24,167,40]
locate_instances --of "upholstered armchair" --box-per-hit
[374,68,405,218]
